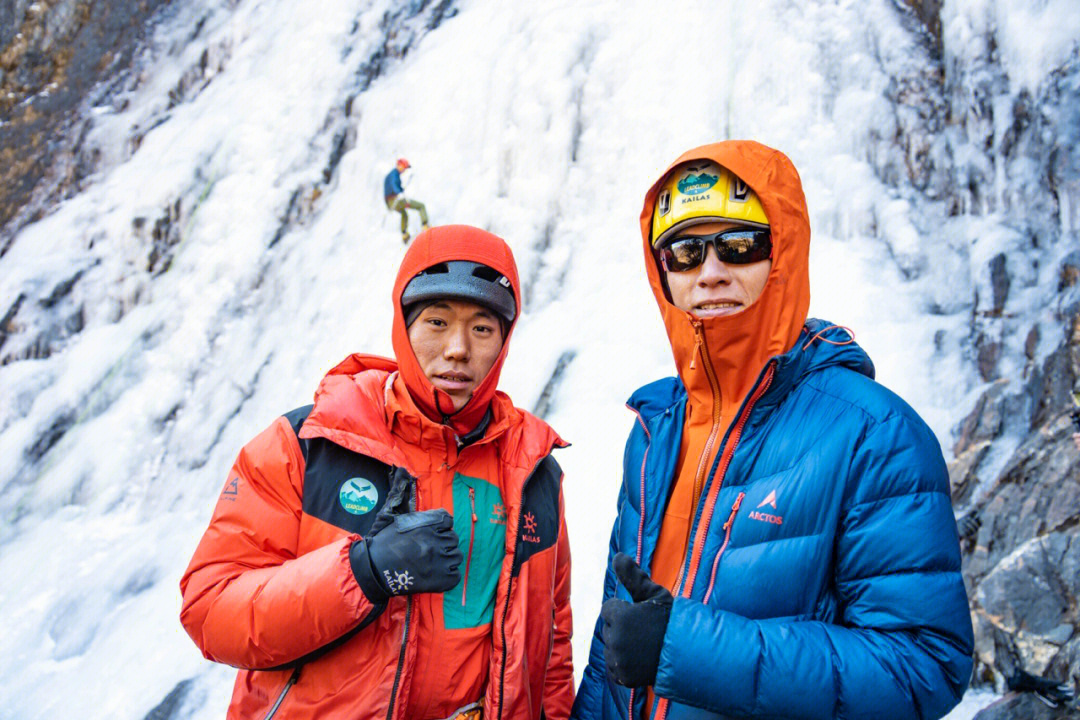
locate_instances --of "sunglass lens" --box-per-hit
[665,238,705,272]
[716,231,771,264]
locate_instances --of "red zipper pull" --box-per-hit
[689,322,704,370]
[463,487,477,606]
[723,492,745,531]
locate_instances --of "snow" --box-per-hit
[6,0,1077,716]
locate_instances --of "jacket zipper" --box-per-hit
[497,453,551,720]
[689,321,723,511]
[628,406,653,565]
[263,667,300,720]
[385,478,420,720]
[703,492,745,603]
[654,363,775,720]
[463,486,477,606]
[673,321,723,593]
[627,407,656,720]
[681,363,774,598]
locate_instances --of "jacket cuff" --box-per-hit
[348,539,390,604]
[654,598,756,715]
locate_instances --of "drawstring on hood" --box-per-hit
[802,324,855,351]
[391,225,521,436]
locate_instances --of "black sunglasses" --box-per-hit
[657,228,772,272]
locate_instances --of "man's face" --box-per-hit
[407,299,505,411]
[664,221,772,318]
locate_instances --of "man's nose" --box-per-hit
[697,244,733,284]
[443,325,470,359]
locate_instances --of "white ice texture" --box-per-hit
[2,0,1077,717]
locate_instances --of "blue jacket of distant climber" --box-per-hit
[384,167,404,200]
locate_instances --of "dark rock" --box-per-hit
[976,330,1002,381]
[1028,325,1042,361]
[25,407,76,464]
[898,0,942,56]
[1062,251,1080,292]
[532,350,576,420]
[973,692,1080,719]
[142,678,194,720]
[970,532,1080,708]
[949,439,991,509]
[964,423,1080,685]
[955,380,1009,456]
[147,198,183,275]
[1029,337,1078,431]
[990,253,1010,315]
[39,265,90,308]
[0,291,26,352]
[0,0,173,249]
[322,128,351,185]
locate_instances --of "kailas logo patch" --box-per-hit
[749,489,783,525]
[383,568,413,594]
[677,168,719,196]
[521,511,541,544]
[339,477,378,515]
[221,477,239,502]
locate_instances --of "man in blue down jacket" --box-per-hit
[571,140,973,720]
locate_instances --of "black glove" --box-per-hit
[350,509,463,602]
[600,552,673,687]
[1007,669,1076,708]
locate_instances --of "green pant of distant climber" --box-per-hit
[387,195,429,244]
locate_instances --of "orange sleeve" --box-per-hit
[544,488,575,720]
[179,416,376,669]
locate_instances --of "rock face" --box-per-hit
[0,0,171,252]
[954,306,1080,696]
[974,693,1080,720]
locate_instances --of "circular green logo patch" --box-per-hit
[339,478,378,515]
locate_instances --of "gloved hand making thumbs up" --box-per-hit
[600,552,674,687]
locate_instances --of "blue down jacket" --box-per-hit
[572,320,974,720]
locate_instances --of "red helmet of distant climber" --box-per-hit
[396,158,411,170]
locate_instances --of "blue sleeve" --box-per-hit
[570,485,623,720]
[384,169,402,196]
[653,413,974,720]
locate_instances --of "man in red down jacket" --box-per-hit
[181,225,573,720]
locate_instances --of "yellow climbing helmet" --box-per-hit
[651,160,769,247]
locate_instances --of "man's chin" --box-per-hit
[432,383,472,411]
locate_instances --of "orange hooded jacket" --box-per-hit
[180,226,573,720]
[640,141,811,594]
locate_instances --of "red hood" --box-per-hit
[640,141,811,416]
[390,225,521,435]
